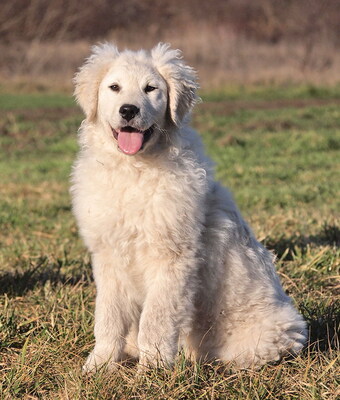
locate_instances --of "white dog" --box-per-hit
[71,43,307,372]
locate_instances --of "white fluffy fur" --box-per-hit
[71,43,307,372]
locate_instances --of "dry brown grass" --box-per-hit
[1,0,339,89]
[1,26,340,91]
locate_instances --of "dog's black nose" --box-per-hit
[119,104,140,122]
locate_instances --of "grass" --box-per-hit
[0,86,339,399]
[200,84,340,102]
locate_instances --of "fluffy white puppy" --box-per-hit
[71,43,307,372]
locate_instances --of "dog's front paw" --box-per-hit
[82,348,118,374]
[138,347,174,370]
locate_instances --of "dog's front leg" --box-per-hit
[83,251,131,373]
[138,260,197,368]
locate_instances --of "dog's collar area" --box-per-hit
[111,125,154,154]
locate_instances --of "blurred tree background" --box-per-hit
[0,0,339,88]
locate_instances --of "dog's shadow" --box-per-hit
[263,222,339,261]
[303,302,339,353]
[0,255,93,297]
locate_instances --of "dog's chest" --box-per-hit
[72,158,198,253]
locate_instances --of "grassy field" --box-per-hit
[0,86,339,399]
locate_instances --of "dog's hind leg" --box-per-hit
[196,241,307,368]
[187,193,307,368]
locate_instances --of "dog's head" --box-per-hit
[74,43,198,155]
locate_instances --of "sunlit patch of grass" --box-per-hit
[196,103,340,213]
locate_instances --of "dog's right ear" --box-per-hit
[74,43,119,121]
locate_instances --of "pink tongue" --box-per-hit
[117,131,144,155]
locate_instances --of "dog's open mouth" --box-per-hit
[112,125,154,155]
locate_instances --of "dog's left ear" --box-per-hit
[152,43,199,127]
[74,43,119,121]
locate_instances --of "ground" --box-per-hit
[0,85,339,399]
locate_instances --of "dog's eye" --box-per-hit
[109,84,120,92]
[145,85,156,93]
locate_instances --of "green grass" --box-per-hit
[197,103,339,212]
[0,92,75,111]
[200,83,340,102]
[0,87,339,399]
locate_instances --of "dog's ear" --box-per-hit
[151,43,199,127]
[74,43,119,121]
